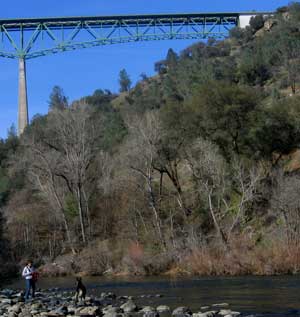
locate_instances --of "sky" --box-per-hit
[0,0,291,138]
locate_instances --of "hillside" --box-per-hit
[1,2,300,278]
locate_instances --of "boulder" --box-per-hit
[211,304,229,308]
[218,310,232,316]
[193,312,216,317]
[103,306,122,314]
[172,307,192,317]
[76,306,100,316]
[121,300,137,313]
[143,312,159,317]
[140,307,156,313]
[157,306,171,317]
[8,303,22,314]
[157,306,170,313]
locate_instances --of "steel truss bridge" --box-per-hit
[0,12,271,134]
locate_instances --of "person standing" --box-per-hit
[22,261,36,300]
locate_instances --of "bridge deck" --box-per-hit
[0,12,273,29]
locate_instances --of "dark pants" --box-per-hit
[25,279,35,299]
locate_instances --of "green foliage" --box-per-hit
[119,69,132,92]
[84,89,116,110]
[238,45,271,86]
[48,85,68,111]
[249,96,300,157]
[64,194,78,220]
[101,110,127,150]
[188,81,261,157]
[289,2,300,21]
[2,4,300,271]
[0,167,9,206]
[249,15,265,32]
[126,80,164,113]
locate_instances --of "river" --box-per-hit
[3,275,300,316]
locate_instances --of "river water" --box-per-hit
[3,275,300,316]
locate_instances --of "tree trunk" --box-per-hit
[76,186,87,244]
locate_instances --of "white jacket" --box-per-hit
[22,266,33,280]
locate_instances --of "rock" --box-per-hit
[140,307,156,313]
[1,298,13,304]
[121,300,138,313]
[8,303,22,314]
[31,303,43,310]
[172,307,191,317]
[47,312,66,317]
[45,305,68,316]
[218,310,232,316]
[103,306,122,314]
[103,313,122,317]
[103,306,123,317]
[76,306,100,316]
[203,312,216,317]
[101,292,116,300]
[157,306,171,317]
[144,312,159,317]
[193,312,216,317]
[211,304,229,308]
[157,306,170,313]
[67,305,76,314]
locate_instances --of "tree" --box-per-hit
[165,48,178,70]
[119,69,132,92]
[22,104,108,249]
[188,81,260,158]
[124,112,167,250]
[271,172,300,248]
[249,15,265,32]
[48,86,68,111]
[248,96,300,159]
[185,138,262,247]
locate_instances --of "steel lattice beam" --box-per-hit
[0,11,272,135]
[0,12,272,59]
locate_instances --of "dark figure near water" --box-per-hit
[75,277,86,303]
[22,260,36,300]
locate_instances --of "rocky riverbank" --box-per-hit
[0,288,243,317]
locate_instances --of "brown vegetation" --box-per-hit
[1,3,300,277]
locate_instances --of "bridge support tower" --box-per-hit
[18,57,28,136]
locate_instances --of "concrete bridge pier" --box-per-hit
[18,57,28,136]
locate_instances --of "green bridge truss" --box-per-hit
[0,12,271,135]
[0,12,247,59]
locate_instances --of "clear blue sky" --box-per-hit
[0,0,290,138]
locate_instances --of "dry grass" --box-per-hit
[39,235,300,277]
[177,236,300,276]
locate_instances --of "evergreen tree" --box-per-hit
[119,69,132,92]
[48,86,68,111]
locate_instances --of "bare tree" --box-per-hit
[22,138,76,254]
[22,104,106,248]
[185,138,262,247]
[271,172,300,247]
[124,112,166,250]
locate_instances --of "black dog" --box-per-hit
[75,277,86,303]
